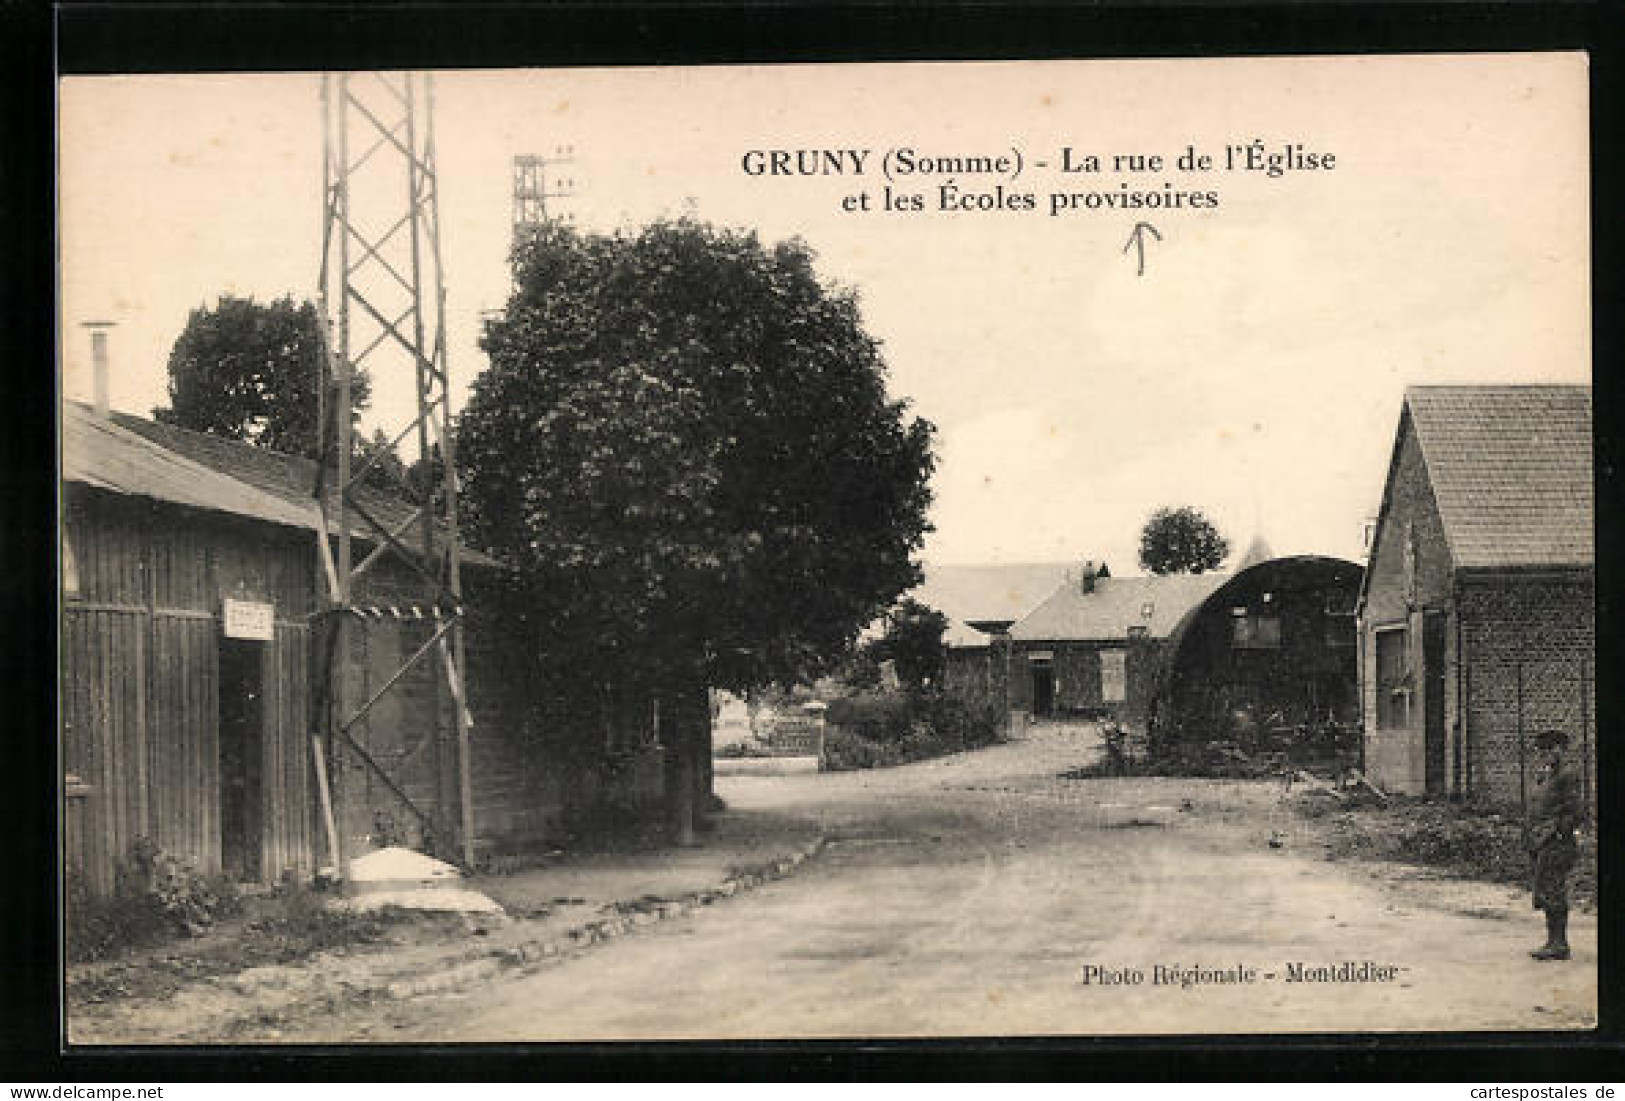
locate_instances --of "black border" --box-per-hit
[7,0,1620,1082]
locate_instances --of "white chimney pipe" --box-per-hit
[83,321,115,418]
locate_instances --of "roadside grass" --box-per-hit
[1295,793,1598,911]
[66,887,451,1006]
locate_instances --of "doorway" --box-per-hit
[1423,613,1447,796]
[219,640,265,882]
[1031,663,1055,718]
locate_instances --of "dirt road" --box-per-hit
[303,723,1599,1040]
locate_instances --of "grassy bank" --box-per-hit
[1296,794,1598,910]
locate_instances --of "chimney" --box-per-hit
[83,321,115,418]
[1079,559,1098,594]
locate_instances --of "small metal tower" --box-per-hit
[313,72,476,874]
[512,148,576,232]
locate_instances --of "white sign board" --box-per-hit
[1100,648,1127,703]
[223,598,275,641]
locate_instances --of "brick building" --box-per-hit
[1006,566,1229,728]
[924,561,1075,701]
[1356,385,1594,807]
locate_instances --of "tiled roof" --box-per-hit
[1404,385,1592,570]
[913,561,1078,648]
[1009,572,1230,642]
[63,402,327,533]
[65,402,499,568]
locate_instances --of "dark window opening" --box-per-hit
[1375,627,1410,730]
[1232,614,1282,649]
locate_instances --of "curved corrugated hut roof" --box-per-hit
[1148,554,1364,708]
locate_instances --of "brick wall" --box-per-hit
[1009,639,1163,729]
[1459,573,1595,810]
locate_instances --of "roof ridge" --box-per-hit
[1404,382,1591,393]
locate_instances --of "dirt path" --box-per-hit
[312,723,1595,1040]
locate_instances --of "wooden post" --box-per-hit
[310,733,341,878]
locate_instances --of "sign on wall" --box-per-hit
[1100,648,1127,703]
[223,598,275,641]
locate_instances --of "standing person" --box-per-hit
[1527,728,1584,961]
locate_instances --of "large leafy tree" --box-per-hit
[154,294,371,458]
[864,598,950,691]
[460,218,936,693]
[1138,505,1230,575]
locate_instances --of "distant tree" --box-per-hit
[459,217,937,693]
[353,429,411,495]
[864,598,949,691]
[154,294,371,459]
[1138,506,1229,575]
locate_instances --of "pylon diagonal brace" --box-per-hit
[341,609,460,737]
[345,90,429,176]
[347,397,442,488]
[348,288,440,380]
[351,505,427,583]
[344,211,416,290]
[344,495,452,597]
[334,725,437,832]
[371,70,409,107]
[345,124,404,180]
[350,301,417,372]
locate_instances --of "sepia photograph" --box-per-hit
[56,51,1595,1044]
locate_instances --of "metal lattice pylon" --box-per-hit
[312,72,476,875]
[512,148,576,234]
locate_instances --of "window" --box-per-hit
[1100,649,1126,703]
[1375,627,1410,729]
[1231,611,1281,649]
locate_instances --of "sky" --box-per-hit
[58,54,1590,572]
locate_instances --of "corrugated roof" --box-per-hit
[914,561,1078,649]
[62,402,324,533]
[1009,572,1231,642]
[1404,385,1592,569]
[64,403,500,568]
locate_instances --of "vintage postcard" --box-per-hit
[57,52,1594,1043]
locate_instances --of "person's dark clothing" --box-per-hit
[1529,760,1584,912]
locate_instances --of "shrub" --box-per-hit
[127,837,244,936]
[820,725,889,771]
[65,839,243,962]
[715,739,775,759]
[250,881,388,954]
[824,690,915,744]
[820,686,1007,770]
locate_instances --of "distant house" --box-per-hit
[1006,565,1229,726]
[61,402,667,896]
[1356,385,1594,806]
[915,561,1077,696]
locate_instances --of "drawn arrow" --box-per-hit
[1122,221,1163,277]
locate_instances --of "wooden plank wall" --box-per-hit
[62,489,317,894]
